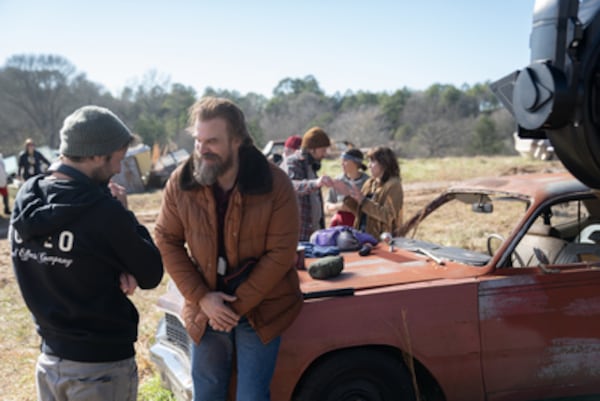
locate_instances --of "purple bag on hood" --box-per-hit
[309,226,378,249]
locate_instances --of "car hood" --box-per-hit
[299,245,484,297]
[157,245,486,314]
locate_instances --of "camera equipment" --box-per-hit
[491,0,600,189]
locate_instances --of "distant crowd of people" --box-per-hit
[8,97,404,401]
[280,127,404,241]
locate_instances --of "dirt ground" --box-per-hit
[0,158,567,401]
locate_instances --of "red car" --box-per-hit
[151,172,600,401]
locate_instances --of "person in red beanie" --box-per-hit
[283,135,302,157]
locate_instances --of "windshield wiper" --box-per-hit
[415,248,446,265]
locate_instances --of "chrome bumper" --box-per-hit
[150,317,193,401]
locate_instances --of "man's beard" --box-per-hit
[193,149,234,186]
[90,161,113,186]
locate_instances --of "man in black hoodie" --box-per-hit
[10,105,164,401]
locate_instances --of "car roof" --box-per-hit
[447,172,592,200]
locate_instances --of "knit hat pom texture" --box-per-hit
[301,127,331,149]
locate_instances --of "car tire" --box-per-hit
[293,348,416,401]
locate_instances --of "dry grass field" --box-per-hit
[0,156,566,401]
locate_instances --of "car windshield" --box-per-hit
[398,192,529,266]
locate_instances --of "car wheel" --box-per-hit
[294,348,416,401]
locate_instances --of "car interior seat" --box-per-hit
[554,228,600,264]
[513,222,568,267]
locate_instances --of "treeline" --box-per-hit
[0,54,516,158]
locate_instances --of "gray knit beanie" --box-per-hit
[59,105,133,157]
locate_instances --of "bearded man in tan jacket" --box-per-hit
[155,97,302,401]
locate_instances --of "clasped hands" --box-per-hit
[200,292,240,332]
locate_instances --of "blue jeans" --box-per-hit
[191,317,281,401]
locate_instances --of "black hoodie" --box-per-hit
[10,164,163,362]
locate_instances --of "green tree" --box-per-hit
[163,83,196,145]
[424,83,478,120]
[201,88,268,146]
[261,91,335,142]
[272,75,324,97]
[469,115,504,155]
[380,88,411,133]
[466,82,501,112]
[127,70,171,145]
[337,90,380,112]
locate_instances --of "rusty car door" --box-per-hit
[478,267,600,400]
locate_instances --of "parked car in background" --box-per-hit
[151,172,600,401]
[262,139,286,165]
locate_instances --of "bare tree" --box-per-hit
[413,120,455,157]
[0,55,518,159]
[0,54,81,147]
[489,108,517,153]
[328,104,388,148]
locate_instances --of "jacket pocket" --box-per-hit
[252,273,301,328]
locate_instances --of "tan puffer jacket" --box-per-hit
[155,146,302,344]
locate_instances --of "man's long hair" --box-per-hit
[188,97,253,147]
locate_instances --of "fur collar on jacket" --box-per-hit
[179,145,273,195]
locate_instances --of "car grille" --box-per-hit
[165,313,191,355]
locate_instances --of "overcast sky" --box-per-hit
[0,0,536,97]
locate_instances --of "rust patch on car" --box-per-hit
[538,338,600,380]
